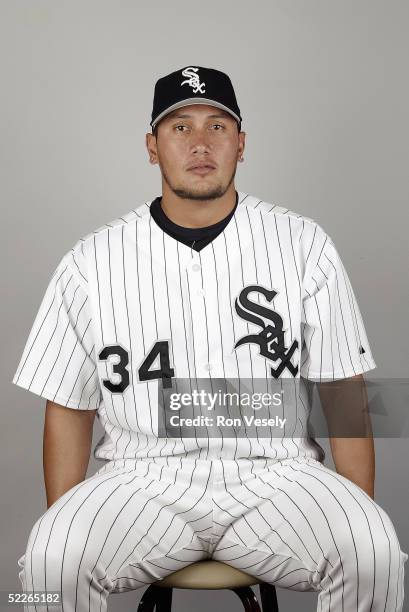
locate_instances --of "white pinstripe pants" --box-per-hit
[17,457,407,611]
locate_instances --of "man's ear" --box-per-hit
[146,132,158,165]
[238,130,246,160]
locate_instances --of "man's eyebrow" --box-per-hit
[167,112,231,120]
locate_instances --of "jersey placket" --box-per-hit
[186,249,214,379]
[183,247,221,456]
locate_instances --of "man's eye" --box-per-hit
[174,124,225,132]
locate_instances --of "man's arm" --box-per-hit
[43,400,97,508]
[318,373,375,499]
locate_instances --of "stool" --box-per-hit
[136,560,279,612]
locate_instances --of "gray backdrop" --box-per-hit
[1,1,408,610]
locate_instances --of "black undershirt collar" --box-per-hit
[149,191,239,252]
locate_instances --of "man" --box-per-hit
[12,65,407,611]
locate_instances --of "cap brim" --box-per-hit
[151,98,241,129]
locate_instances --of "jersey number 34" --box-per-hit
[98,341,174,393]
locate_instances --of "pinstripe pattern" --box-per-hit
[12,260,100,410]
[12,191,377,464]
[14,191,407,610]
[211,458,407,611]
[17,456,407,611]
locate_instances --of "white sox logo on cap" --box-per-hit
[150,65,243,129]
[180,67,206,94]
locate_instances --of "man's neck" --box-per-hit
[160,187,237,229]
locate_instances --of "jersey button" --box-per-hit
[204,363,212,371]
[192,263,201,271]
[196,288,205,296]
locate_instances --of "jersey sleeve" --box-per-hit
[300,230,377,381]
[11,246,102,410]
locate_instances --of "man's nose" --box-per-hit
[189,129,212,150]
[191,143,210,153]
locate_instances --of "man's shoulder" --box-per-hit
[239,192,334,266]
[69,199,152,254]
[60,199,152,281]
[239,191,321,229]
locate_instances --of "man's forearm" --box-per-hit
[329,436,375,499]
[318,374,375,499]
[43,401,96,508]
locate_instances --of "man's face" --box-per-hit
[146,104,245,201]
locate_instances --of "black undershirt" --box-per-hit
[149,191,239,251]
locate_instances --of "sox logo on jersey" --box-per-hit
[233,284,299,378]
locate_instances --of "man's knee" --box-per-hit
[322,505,405,584]
[20,516,107,591]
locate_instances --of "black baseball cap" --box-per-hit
[150,65,242,131]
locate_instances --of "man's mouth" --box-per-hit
[187,164,216,175]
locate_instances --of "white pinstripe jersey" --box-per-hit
[12,191,377,464]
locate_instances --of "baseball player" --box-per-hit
[12,66,407,611]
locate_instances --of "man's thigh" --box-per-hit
[211,458,407,605]
[18,459,214,598]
